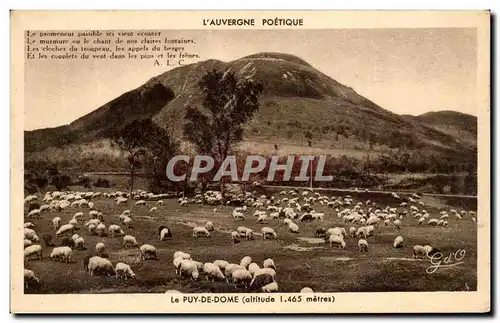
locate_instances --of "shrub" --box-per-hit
[94,178,110,188]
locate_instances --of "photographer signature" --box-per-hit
[426,249,466,274]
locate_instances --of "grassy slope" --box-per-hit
[24,188,477,294]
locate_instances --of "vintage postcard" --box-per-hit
[11,10,490,313]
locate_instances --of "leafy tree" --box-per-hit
[111,120,149,195]
[183,69,263,201]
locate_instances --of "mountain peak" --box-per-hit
[237,52,312,67]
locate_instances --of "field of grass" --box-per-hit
[23,188,477,294]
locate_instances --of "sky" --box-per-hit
[24,28,477,130]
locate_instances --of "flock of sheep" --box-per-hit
[22,186,476,293]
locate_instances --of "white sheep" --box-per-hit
[262,281,279,292]
[149,207,157,213]
[213,260,229,270]
[203,262,225,281]
[120,235,137,248]
[231,231,240,243]
[73,212,84,222]
[115,262,136,280]
[288,222,300,233]
[179,259,199,280]
[193,226,210,238]
[24,222,35,229]
[24,228,40,242]
[24,244,42,261]
[88,256,115,276]
[88,223,97,235]
[51,217,61,230]
[413,244,433,258]
[300,287,314,293]
[248,263,261,276]
[328,227,346,238]
[56,224,75,237]
[156,200,164,206]
[24,239,33,248]
[224,264,246,282]
[74,237,85,250]
[205,221,214,231]
[427,218,439,226]
[232,269,252,288]
[329,234,346,248]
[95,242,106,254]
[28,209,41,219]
[393,219,402,229]
[393,236,404,248]
[263,258,276,270]
[108,224,125,237]
[50,246,73,262]
[358,239,368,252]
[252,267,277,279]
[240,256,252,269]
[349,227,357,238]
[173,251,191,260]
[232,211,245,221]
[135,200,146,206]
[261,227,277,239]
[24,269,40,289]
[140,244,158,260]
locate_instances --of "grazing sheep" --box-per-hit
[248,263,261,277]
[213,260,229,271]
[108,224,124,238]
[232,269,252,288]
[121,216,133,229]
[393,219,402,229]
[240,256,252,269]
[288,222,300,233]
[349,227,357,238]
[328,227,347,238]
[192,227,210,238]
[95,242,106,255]
[173,251,191,260]
[413,245,434,258]
[135,200,146,206]
[205,221,214,232]
[119,234,137,247]
[224,264,246,282]
[50,246,73,263]
[358,239,368,252]
[231,231,240,244]
[24,244,43,261]
[74,237,85,250]
[427,219,439,226]
[88,256,115,276]
[24,222,35,229]
[73,212,84,222]
[156,200,164,206]
[179,260,199,281]
[329,234,346,248]
[115,262,136,280]
[262,281,279,292]
[300,287,314,293]
[56,224,75,237]
[24,228,40,243]
[51,217,61,230]
[203,263,225,281]
[149,207,157,213]
[261,227,277,239]
[140,244,158,260]
[24,269,41,290]
[159,227,173,241]
[24,239,32,248]
[393,236,404,248]
[418,217,425,225]
[88,223,97,235]
[263,258,276,270]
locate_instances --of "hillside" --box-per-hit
[24,52,477,169]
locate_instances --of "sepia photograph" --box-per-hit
[10,10,490,313]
